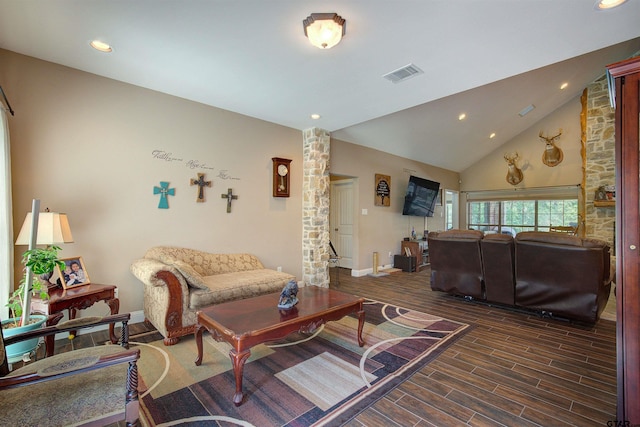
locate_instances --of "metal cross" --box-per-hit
[153,181,175,209]
[221,188,238,213]
[190,173,211,202]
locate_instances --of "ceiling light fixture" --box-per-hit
[560,82,569,90]
[303,13,346,49]
[594,0,628,10]
[489,133,496,139]
[310,114,321,120]
[458,113,466,121]
[90,40,112,53]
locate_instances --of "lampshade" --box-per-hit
[303,13,346,49]
[15,212,74,245]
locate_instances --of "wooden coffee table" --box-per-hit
[194,286,365,406]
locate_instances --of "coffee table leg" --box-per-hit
[230,348,251,406]
[357,309,365,347]
[194,325,205,366]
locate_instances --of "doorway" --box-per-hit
[329,178,355,269]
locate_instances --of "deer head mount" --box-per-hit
[504,152,523,186]
[539,129,563,167]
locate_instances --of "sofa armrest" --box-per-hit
[130,258,188,289]
[130,258,192,345]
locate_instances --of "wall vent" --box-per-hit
[518,104,536,117]
[383,63,424,83]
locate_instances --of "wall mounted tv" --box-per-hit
[402,176,440,217]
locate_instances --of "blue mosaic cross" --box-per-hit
[153,181,175,209]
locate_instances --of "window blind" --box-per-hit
[463,185,580,202]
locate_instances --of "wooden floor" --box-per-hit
[45,267,616,427]
[332,267,617,427]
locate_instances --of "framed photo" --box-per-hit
[436,188,443,206]
[56,257,91,289]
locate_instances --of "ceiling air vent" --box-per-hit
[382,63,424,84]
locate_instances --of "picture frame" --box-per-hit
[56,257,91,289]
[436,188,443,206]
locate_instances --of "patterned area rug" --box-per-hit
[135,299,469,426]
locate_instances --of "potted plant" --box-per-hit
[2,245,65,360]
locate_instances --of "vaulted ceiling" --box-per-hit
[1,0,639,171]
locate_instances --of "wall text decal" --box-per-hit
[151,149,240,180]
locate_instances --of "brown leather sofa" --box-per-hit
[428,230,613,323]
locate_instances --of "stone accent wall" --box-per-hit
[585,75,616,248]
[302,127,331,287]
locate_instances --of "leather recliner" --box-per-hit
[428,229,484,299]
[481,233,516,306]
[514,231,612,323]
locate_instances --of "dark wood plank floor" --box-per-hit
[332,267,617,427]
[45,267,616,427]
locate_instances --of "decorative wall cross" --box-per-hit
[190,173,211,202]
[153,181,175,209]
[221,188,238,213]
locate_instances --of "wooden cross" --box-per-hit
[221,188,238,213]
[153,181,175,209]
[190,173,211,202]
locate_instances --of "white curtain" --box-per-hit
[0,107,13,320]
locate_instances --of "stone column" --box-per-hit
[585,75,616,248]
[302,127,331,287]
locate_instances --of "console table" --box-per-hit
[32,283,119,356]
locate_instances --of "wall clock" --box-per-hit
[272,157,291,197]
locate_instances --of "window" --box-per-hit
[468,199,578,236]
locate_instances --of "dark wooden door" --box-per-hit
[609,56,640,425]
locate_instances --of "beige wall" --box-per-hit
[330,139,459,273]
[459,95,584,227]
[1,49,303,317]
[461,95,583,191]
[7,46,587,313]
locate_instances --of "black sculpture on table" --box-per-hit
[278,279,299,309]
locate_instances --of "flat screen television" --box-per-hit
[402,176,440,217]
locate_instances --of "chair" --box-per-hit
[428,229,485,300]
[0,313,140,427]
[514,231,612,322]
[328,241,341,284]
[481,233,516,306]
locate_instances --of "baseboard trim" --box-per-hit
[352,264,393,277]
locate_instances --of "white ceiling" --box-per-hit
[1,0,639,171]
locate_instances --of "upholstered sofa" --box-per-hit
[428,230,613,323]
[130,246,296,345]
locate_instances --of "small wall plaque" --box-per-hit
[375,174,391,206]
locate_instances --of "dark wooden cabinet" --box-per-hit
[608,56,640,425]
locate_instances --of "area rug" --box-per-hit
[134,299,469,426]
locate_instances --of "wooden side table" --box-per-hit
[32,283,119,356]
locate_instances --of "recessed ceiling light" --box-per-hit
[594,0,628,10]
[90,40,112,53]
[458,113,466,121]
[310,114,321,120]
[489,133,496,139]
[560,82,569,90]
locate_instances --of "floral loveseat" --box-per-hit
[130,246,296,345]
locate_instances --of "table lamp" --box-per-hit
[15,206,74,289]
